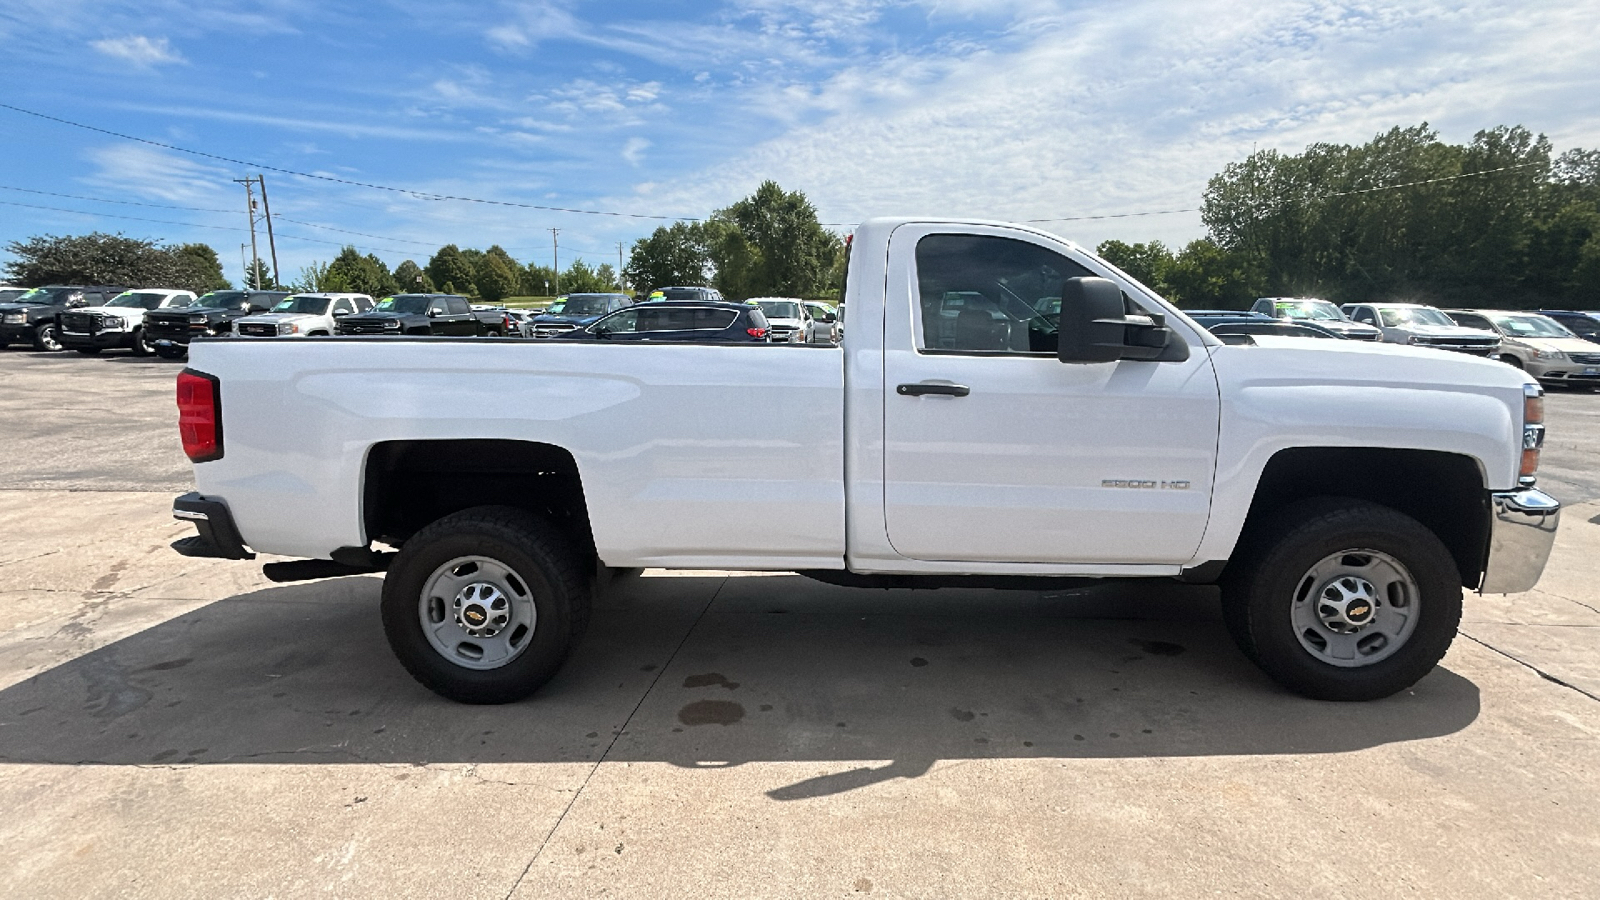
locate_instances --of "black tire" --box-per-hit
[130,327,153,357]
[155,346,186,360]
[1220,497,1462,701]
[381,506,591,704]
[76,347,102,355]
[1501,356,1525,369]
[32,322,62,351]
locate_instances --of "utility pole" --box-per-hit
[233,177,261,289]
[617,242,625,290]
[255,175,280,289]
[550,228,561,296]
[240,244,249,287]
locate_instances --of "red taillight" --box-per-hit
[747,327,767,339]
[177,370,222,462]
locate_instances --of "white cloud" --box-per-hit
[622,137,651,166]
[90,35,185,67]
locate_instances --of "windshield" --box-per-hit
[272,296,332,315]
[1276,300,1345,321]
[108,291,187,310]
[1492,314,1575,339]
[198,291,246,307]
[755,300,802,319]
[1378,307,1455,328]
[374,295,431,314]
[547,296,616,316]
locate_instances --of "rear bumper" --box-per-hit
[1481,489,1560,594]
[171,492,255,560]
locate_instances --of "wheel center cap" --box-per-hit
[1317,576,1379,634]
[453,582,509,638]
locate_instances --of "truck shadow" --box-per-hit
[0,574,1479,796]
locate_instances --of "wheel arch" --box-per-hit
[1229,447,1491,588]
[363,439,596,564]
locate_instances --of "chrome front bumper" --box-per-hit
[1480,489,1561,594]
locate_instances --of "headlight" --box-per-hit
[277,322,298,335]
[2,313,23,324]
[384,320,401,330]
[1535,349,1567,361]
[1407,335,1424,344]
[190,314,208,324]
[100,317,125,330]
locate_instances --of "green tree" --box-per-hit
[709,181,842,299]
[1165,239,1264,308]
[475,253,518,302]
[427,245,476,297]
[174,243,232,292]
[520,263,556,297]
[393,259,434,293]
[1095,240,1176,296]
[3,232,225,293]
[560,259,612,293]
[243,258,274,291]
[623,221,712,294]
[326,246,398,298]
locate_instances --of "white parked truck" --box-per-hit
[171,218,1560,704]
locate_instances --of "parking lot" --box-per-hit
[1,347,1598,899]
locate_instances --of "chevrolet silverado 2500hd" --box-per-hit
[170,218,1561,704]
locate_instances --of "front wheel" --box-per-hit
[32,322,62,351]
[1221,498,1462,701]
[381,506,591,704]
[130,327,154,356]
[155,345,186,360]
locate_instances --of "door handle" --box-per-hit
[897,382,971,397]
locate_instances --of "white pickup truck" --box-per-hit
[170,218,1561,705]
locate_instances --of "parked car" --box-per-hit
[804,301,841,342]
[58,288,198,356]
[236,292,373,338]
[502,309,536,337]
[1186,311,1343,341]
[1537,310,1600,344]
[1249,297,1383,340]
[172,215,1557,707]
[1341,302,1501,356]
[529,293,633,339]
[1445,310,1600,390]
[647,286,724,303]
[337,293,504,337]
[749,298,816,343]
[556,300,770,342]
[146,290,291,359]
[0,284,129,351]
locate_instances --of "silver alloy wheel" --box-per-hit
[38,324,61,351]
[418,555,537,670]
[1291,548,1420,668]
[134,328,153,355]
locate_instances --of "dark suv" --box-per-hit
[0,285,129,351]
[1538,310,1600,344]
[146,290,292,359]
[558,300,770,342]
[337,294,505,336]
[530,293,633,339]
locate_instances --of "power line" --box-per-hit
[0,102,700,222]
[0,183,234,213]
[0,198,415,254]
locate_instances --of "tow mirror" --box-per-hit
[428,308,443,317]
[1057,277,1188,364]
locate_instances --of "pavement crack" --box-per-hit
[1459,630,1600,703]
[500,575,728,900]
[0,549,63,568]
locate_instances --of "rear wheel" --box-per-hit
[32,322,62,351]
[381,506,591,704]
[1221,498,1462,701]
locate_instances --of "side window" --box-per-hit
[1453,314,1490,330]
[333,300,355,315]
[596,310,638,333]
[913,234,1092,354]
[694,308,738,330]
[79,293,102,307]
[1350,307,1376,325]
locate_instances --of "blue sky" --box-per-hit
[3,0,1599,287]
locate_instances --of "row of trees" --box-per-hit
[1101,124,1600,310]
[2,233,231,294]
[288,245,621,301]
[622,181,844,299]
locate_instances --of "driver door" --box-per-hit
[881,224,1221,565]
